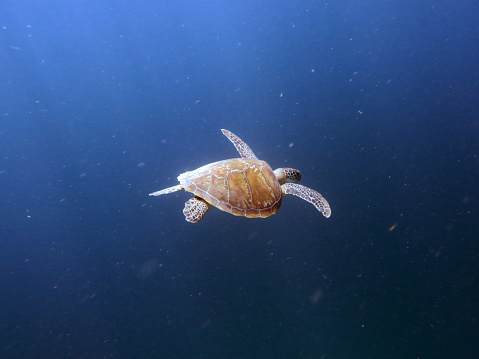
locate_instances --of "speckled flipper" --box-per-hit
[183,196,213,223]
[221,129,258,160]
[149,184,183,196]
[282,183,331,218]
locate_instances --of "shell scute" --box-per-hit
[226,169,251,209]
[245,165,277,209]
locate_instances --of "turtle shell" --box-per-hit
[178,158,283,218]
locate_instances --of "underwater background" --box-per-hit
[1,0,478,358]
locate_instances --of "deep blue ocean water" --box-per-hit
[1,0,478,358]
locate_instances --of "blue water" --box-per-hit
[1,0,478,358]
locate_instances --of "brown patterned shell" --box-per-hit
[177,158,283,218]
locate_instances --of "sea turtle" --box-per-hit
[149,129,331,223]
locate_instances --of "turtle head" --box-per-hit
[274,168,302,185]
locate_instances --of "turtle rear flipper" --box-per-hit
[183,197,213,223]
[149,184,183,197]
[282,183,331,218]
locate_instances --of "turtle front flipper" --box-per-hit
[149,184,183,196]
[183,196,213,223]
[282,183,331,218]
[221,129,258,160]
